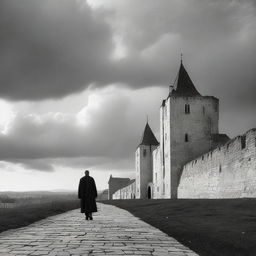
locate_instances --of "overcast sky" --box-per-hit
[0,0,255,191]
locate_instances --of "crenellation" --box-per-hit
[178,129,256,198]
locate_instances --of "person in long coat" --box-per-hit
[78,170,97,220]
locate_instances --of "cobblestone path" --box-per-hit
[0,203,198,256]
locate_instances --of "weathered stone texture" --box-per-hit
[108,176,130,200]
[153,146,162,199]
[178,129,256,198]
[161,96,219,198]
[136,145,157,199]
[113,180,136,199]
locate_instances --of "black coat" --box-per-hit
[78,176,97,213]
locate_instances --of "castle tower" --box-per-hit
[135,122,159,199]
[160,61,219,198]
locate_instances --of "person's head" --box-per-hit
[85,170,89,176]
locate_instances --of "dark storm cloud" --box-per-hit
[17,159,54,172]
[0,0,113,100]
[54,156,134,172]
[1,0,256,104]
[0,89,138,161]
[0,0,165,101]
[0,86,165,171]
[0,112,128,159]
[105,0,256,98]
[100,0,256,135]
[0,0,255,174]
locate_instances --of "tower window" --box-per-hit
[185,133,189,142]
[241,135,246,149]
[143,149,147,157]
[214,103,218,112]
[219,165,222,173]
[185,104,190,114]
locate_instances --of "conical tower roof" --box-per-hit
[171,61,201,97]
[139,123,159,146]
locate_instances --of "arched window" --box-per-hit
[185,104,190,114]
[143,149,147,157]
[185,133,189,142]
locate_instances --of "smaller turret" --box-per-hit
[139,122,159,147]
[135,122,159,199]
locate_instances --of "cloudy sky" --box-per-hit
[0,0,255,191]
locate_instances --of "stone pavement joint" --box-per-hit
[0,203,198,256]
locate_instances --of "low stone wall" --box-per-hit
[178,129,256,198]
[112,181,136,200]
[112,190,121,200]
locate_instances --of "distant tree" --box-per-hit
[0,195,16,204]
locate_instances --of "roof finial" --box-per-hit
[146,115,149,124]
[180,53,183,64]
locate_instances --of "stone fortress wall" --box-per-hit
[108,61,256,200]
[112,128,256,200]
[112,180,136,199]
[178,129,256,198]
[108,176,131,200]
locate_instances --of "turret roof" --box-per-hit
[139,123,159,146]
[171,61,201,97]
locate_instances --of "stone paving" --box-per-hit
[0,203,198,256]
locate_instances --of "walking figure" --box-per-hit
[78,170,97,220]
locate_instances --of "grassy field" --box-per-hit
[0,192,80,233]
[102,199,256,256]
